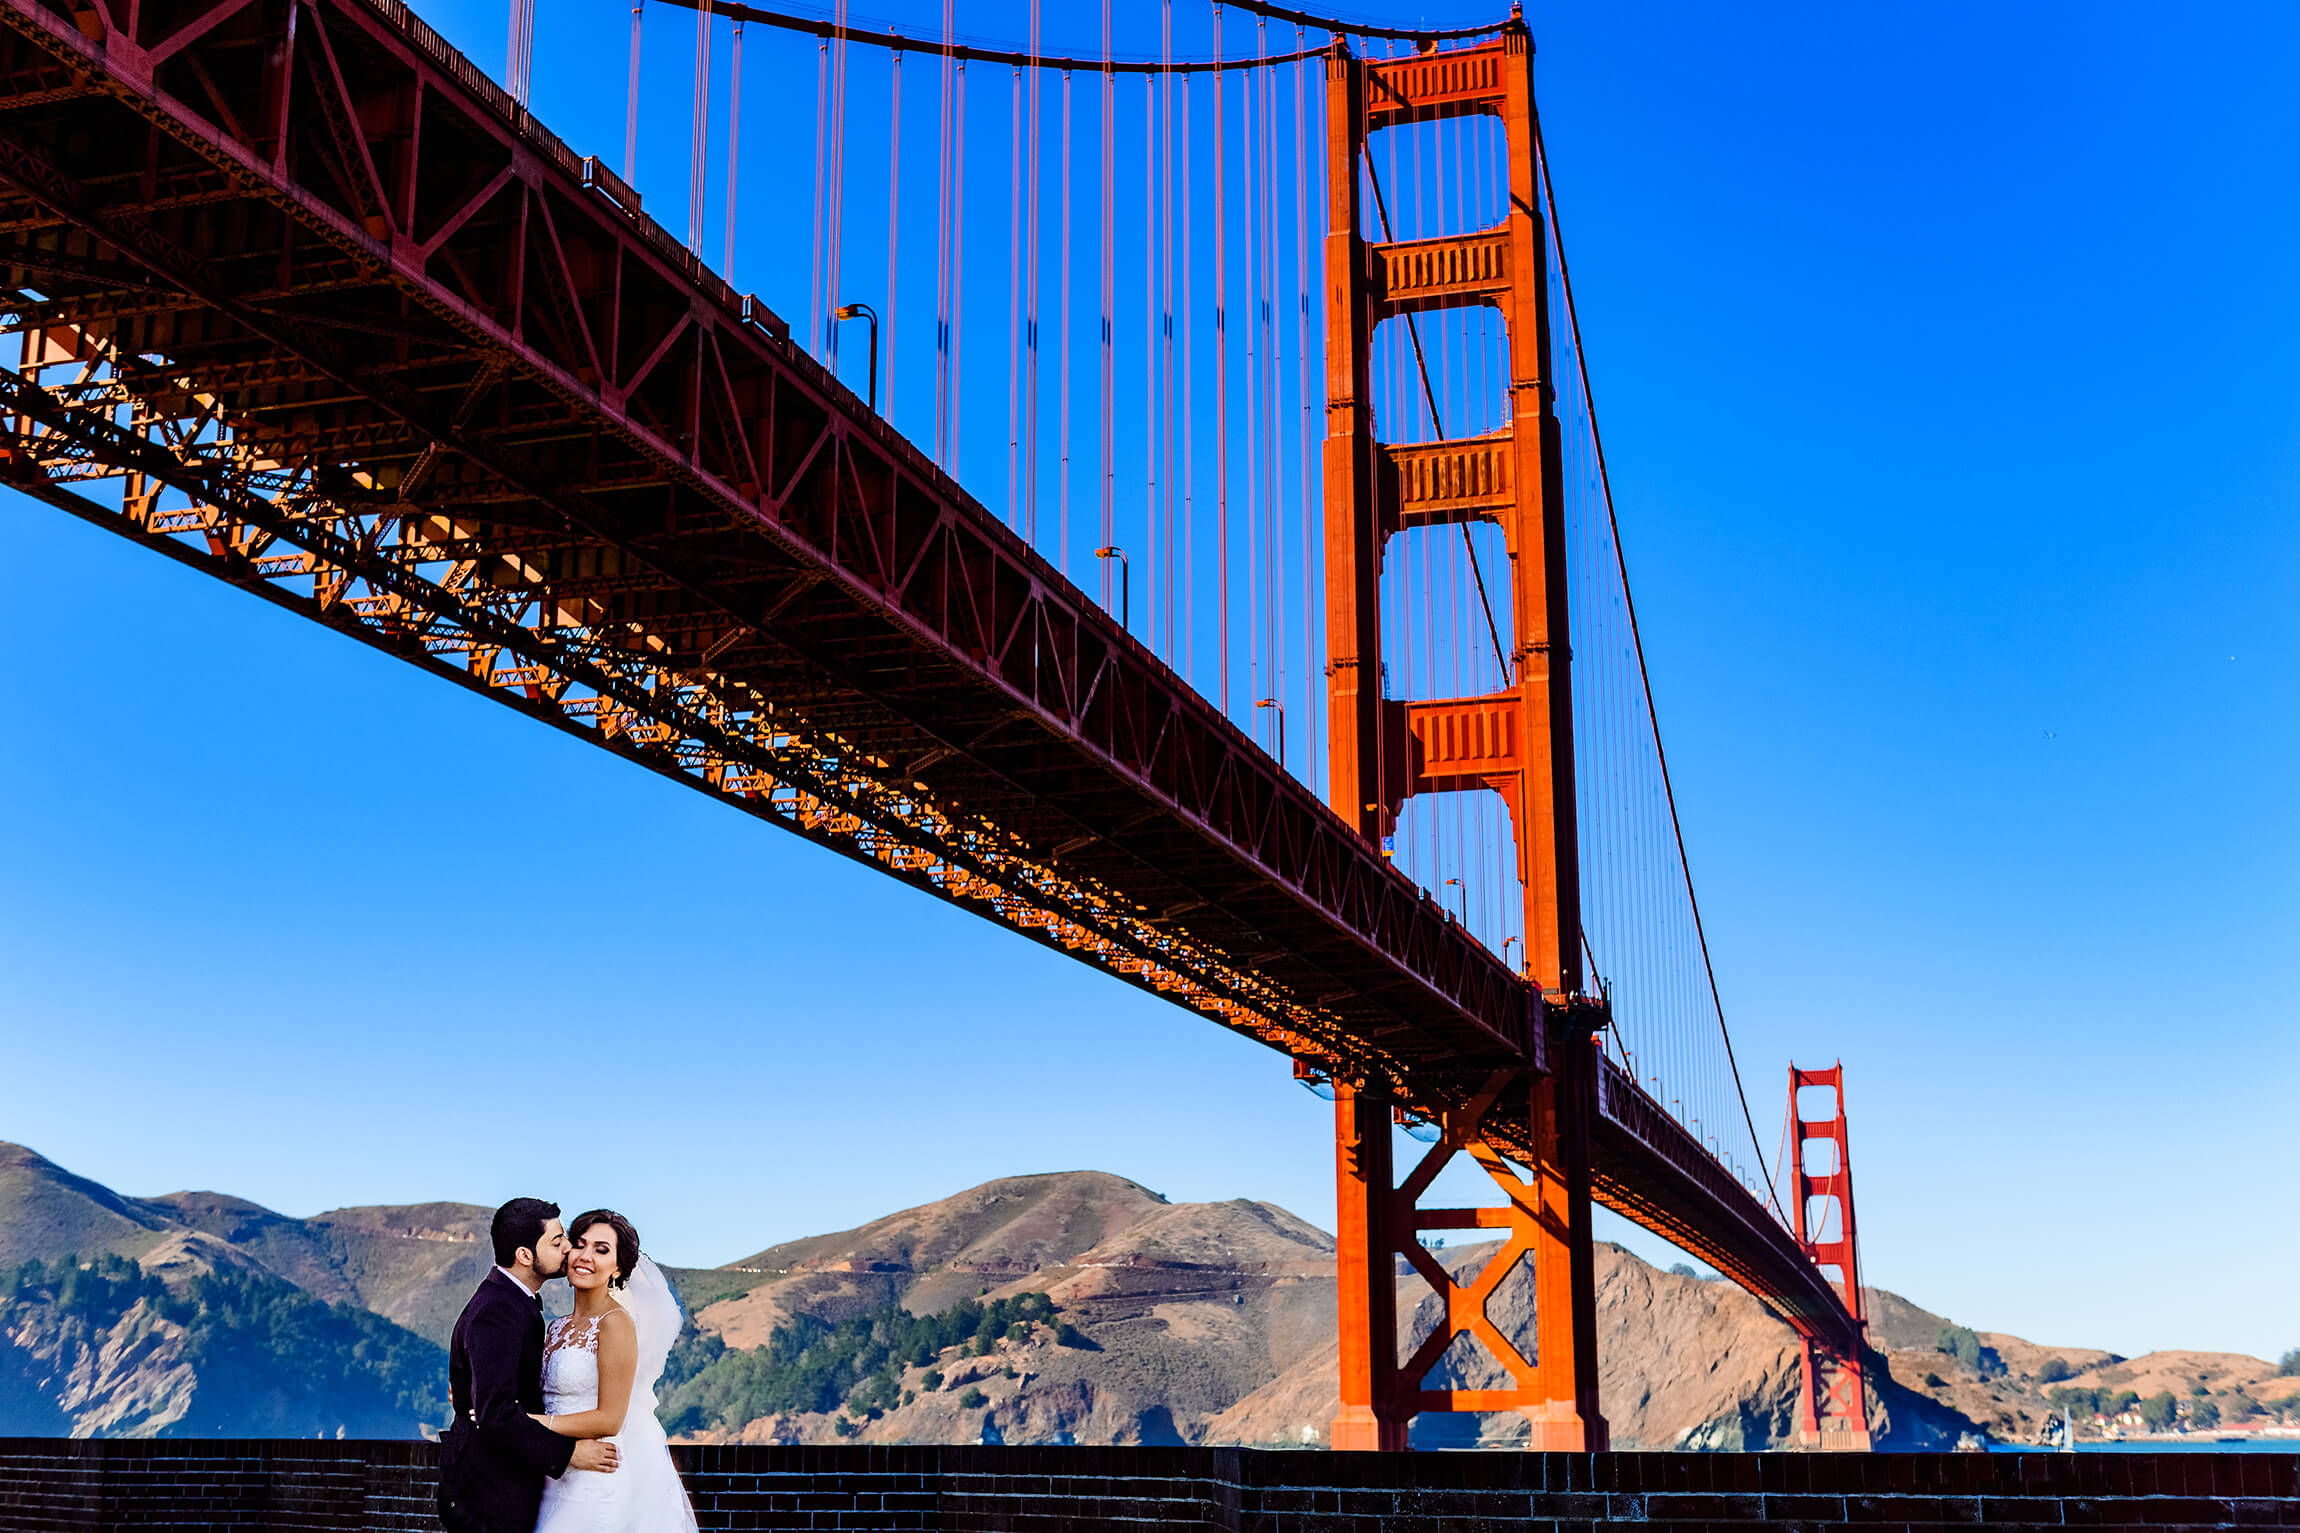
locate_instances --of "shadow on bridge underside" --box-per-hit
[0,0,1856,1361]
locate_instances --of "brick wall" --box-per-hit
[1,1438,2293,1530]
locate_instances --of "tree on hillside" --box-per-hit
[1935,1325,2002,1376]
[2138,1392,2178,1432]
[1937,1326,1982,1369]
[657,1290,1067,1436]
[2189,1396,2221,1430]
[2045,1387,2096,1418]
[2035,1358,2072,1384]
[2280,1348,2300,1377]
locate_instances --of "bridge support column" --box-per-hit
[1326,1056,1607,1453]
[1789,1063,1874,1452]
[1522,1021,1607,1450]
[1331,1079,1409,1451]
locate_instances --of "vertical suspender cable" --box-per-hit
[624,0,645,183]
[1534,124,1779,1206]
[1099,1,1114,612]
[507,0,532,107]
[1241,53,1257,712]
[1157,0,1173,656]
[1008,63,1022,526]
[883,40,899,417]
[725,20,743,279]
[951,60,967,468]
[688,0,711,254]
[826,0,850,365]
[1261,18,1280,722]
[1058,68,1073,581]
[1024,4,1043,545]
[818,37,837,360]
[1159,0,1177,652]
[1141,56,1156,650]
[934,0,953,465]
[1294,26,1315,786]
[1179,71,1194,682]
[1210,1,1227,713]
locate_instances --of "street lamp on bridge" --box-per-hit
[1441,876,1468,926]
[1094,546,1129,630]
[831,302,878,413]
[1252,697,1285,769]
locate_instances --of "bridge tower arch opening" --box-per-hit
[1317,17,1607,1453]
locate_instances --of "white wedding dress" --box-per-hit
[535,1258,699,1533]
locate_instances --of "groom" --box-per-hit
[438,1198,619,1533]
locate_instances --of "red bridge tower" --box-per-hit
[1318,15,1607,1452]
[1790,1063,1874,1450]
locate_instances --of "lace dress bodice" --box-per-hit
[542,1313,604,1416]
[533,1277,698,1533]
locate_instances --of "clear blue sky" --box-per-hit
[2,0,2294,1365]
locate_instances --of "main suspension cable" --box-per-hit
[1536,118,1782,1219]
[635,0,1343,72]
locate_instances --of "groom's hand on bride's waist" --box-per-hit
[569,1441,619,1473]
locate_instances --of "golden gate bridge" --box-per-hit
[0,0,1872,1450]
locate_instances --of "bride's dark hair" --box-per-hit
[567,1209,641,1289]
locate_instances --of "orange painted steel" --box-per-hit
[0,0,1868,1451]
[1790,1064,1874,1450]
[1318,20,1603,1451]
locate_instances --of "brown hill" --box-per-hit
[673,1175,1971,1451]
[676,1175,2293,1452]
[0,1143,178,1267]
[9,1145,2289,1451]
[700,1171,1170,1349]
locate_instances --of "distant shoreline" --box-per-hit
[1998,1433,2300,1454]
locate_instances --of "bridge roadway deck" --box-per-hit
[0,0,1856,1353]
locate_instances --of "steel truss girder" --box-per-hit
[0,0,1532,1088]
[1,351,1358,1064]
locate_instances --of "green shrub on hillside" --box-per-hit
[159,1267,446,1434]
[4,1256,161,1330]
[658,1290,1062,1436]
[2035,1358,2072,1384]
[2138,1391,2178,1432]
[2047,1385,2140,1421]
[1934,1325,2004,1378]
[957,1387,986,1409]
[2280,1349,2300,1377]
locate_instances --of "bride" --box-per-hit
[530,1210,699,1533]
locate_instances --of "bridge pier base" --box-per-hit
[1795,1331,1875,1451]
[1331,1081,1411,1452]
[1326,1044,1607,1453]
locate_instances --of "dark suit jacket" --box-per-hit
[438,1268,576,1533]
